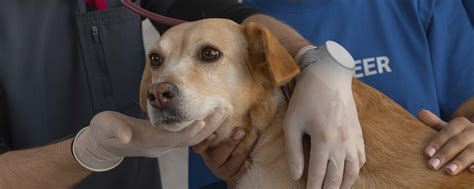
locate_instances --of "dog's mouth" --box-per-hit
[146,95,229,132]
[161,117,182,124]
[147,105,199,131]
[150,107,188,122]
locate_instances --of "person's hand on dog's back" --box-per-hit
[283,42,365,189]
[72,108,227,172]
[192,127,258,189]
[418,110,474,175]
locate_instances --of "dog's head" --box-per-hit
[140,19,299,136]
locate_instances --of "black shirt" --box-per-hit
[0,0,256,188]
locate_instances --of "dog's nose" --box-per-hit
[147,82,178,108]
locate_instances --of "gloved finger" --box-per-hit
[283,124,304,180]
[340,159,360,189]
[158,120,206,147]
[207,128,246,166]
[322,158,344,189]
[443,144,474,175]
[222,130,258,175]
[428,126,474,170]
[141,146,175,157]
[417,109,448,131]
[192,133,217,155]
[425,118,468,158]
[93,111,134,144]
[306,145,329,189]
[161,108,225,146]
[116,124,133,144]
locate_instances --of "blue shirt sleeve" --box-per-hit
[428,0,474,120]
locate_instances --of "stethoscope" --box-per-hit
[121,0,187,26]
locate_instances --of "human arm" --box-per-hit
[241,10,364,189]
[0,88,84,188]
[0,109,226,188]
[0,139,91,189]
[242,14,311,57]
[72,109,226,171]
[282,42,364,189]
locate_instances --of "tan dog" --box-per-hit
[139,19,474,188]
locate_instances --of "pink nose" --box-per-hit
[147,82,178,108]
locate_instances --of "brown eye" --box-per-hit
[149,52,164,68]
[200,47,221,62]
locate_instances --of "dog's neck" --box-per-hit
[213,87,287,146]
[248,88,288,133]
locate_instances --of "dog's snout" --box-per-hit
[147,82,179,108]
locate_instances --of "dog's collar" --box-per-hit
[280,79,296,103]
[280,86,291,103]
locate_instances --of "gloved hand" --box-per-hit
[284,41,365,189]
[72,108,227,172]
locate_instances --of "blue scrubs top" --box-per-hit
[189,0,474,188]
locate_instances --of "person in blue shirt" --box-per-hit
[243,0,474,119]
[191,0,474,188]
[249,0,474,177]
[0,0,364,188]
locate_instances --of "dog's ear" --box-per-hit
[139,62,151,112]
[242,22,300,86]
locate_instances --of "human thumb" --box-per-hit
[115,124,132,144]
[417,109,447,131]
[92,111,133,144]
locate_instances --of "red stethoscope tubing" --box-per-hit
[121,0,188,26]
[121,0,293,100]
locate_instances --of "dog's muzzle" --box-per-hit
[147,82,178,109]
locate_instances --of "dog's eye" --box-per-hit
[200,47,221,62]
[149,53,164,68]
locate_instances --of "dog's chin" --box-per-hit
[146,99,231,132]
[157,120,195,132]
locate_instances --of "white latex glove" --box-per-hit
[72,108,226,172]
[284,41,365,189]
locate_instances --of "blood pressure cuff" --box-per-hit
[0,86,10,154]
[142,0,259,33]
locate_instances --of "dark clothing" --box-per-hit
[0,0,256,188]
[0,86,8,154]
[144,0,259,33]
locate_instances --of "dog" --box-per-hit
[139,18,474,188]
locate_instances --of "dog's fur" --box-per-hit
[140,19,474,188]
